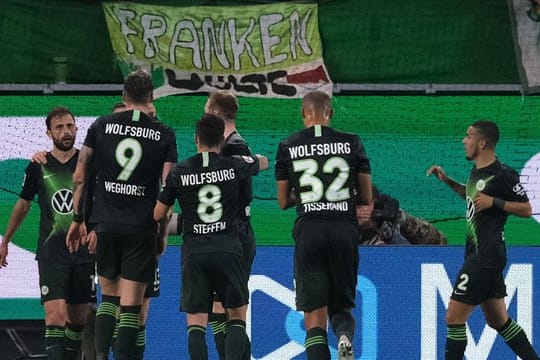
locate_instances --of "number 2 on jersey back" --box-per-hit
[115,138,143,181]
[292,156,350,203]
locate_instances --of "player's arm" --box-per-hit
[426,165,465,199]
[277,180,296,210]
[474,192,532,218]
[66,145,93,253]
[0,198,32,268]
[255,154,269,171]
[154,201,172,223]
[356,172,373,206]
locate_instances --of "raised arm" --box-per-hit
[427,165,466,199]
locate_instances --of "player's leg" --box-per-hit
[482,296,539,359]
[444,299,475,359]
[94,232,121,359]
[328,221,359,360]
[182,255,212,360]
[64,262,95,360]
[224,305,248,360]
[214,252,248,360]
[209,300,227,360]
[187,313,209,360]
[39,261,69,360]
[293,219,331,360]
[239,221,256,360]
[114,231,155,360]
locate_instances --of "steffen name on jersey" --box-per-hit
[105,123,161,141]
[194,221,227,234]
[180,169,235,186]
[288,142,351,160]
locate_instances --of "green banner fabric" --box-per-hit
[508,0,540,93]
[102,2,332,98]
[0,0,519,85]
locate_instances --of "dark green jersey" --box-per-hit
[465,159,528,267]
[20,151,93,264]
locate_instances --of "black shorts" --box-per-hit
[451,258,507,305]
[144,264,160,298]
[96,231,156,283]
[38,261,96,305]
[293,218,360,312]
[181,252,248,314]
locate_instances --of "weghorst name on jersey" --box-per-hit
[288,142,351,159]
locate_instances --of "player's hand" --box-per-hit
[426,165,448,182]
[0,242,9,268]
[474,192,493,212]
[31,151,48,164]
[356,204,374,225]
[86,230,97,254]
[66,222,87,253]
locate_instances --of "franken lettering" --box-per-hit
[303,201,349,212]
[180,169,235,186]
[104,181,146,196]
[289,142,351,160]
[112,7,313,70]
[105,123,161,141]
[193,221,226,234]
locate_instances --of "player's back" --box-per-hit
[171,152,259,257]
[276,125,370,221]
[85,110,177,229]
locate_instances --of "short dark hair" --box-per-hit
[196,114,225,148]
[472,120,499,148]
[45,106,74,130]
[207,91,239,121]
[111,102,126,113]
[302,90,331,114]
[123,69,153,105]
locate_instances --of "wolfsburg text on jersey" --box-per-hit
[303,201,349,212]
[104,181,146,196]
[288,142,351,159]
[180,169,235,186]
[105,123,161,141]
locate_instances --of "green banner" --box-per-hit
[102,2,332,98]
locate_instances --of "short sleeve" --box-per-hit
[158,167,178,206]
[275,141,290,181]
[19,162,40,201]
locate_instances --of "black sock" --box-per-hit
[330,310,355,341]
[132,325,146,360]
[209,313,227,360]
[305,327,330,360]
[445,324,467,360]
[241,332,252,360]
[45,325,65,360]
[498,318,539,360]
[187,324,208,360]
[95,295,120,357]
[64,322,84,360]
[114,305,141,360]
[225,319,246,360]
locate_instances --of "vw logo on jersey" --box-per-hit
[476,179,486,191]
[466,196,475,221]
[51,189,73,215]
